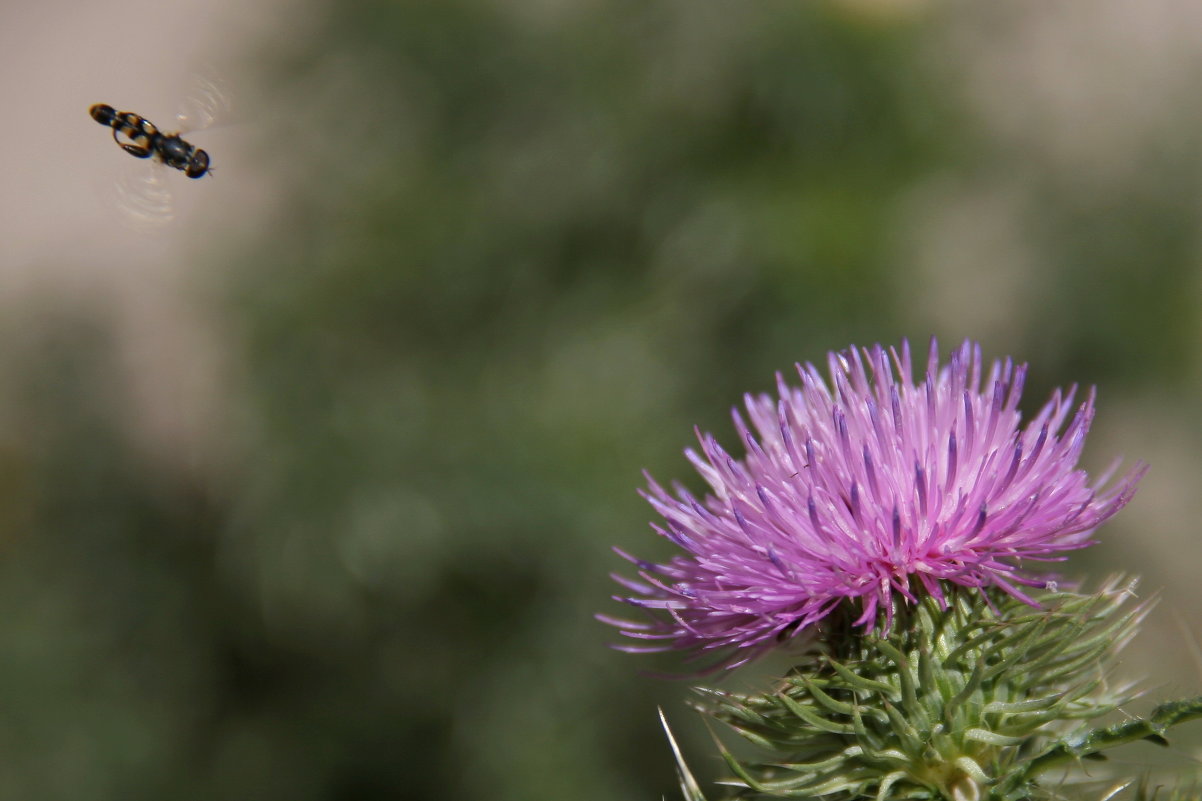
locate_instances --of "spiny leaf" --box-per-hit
[1006,696,1202,791]
[660,708,709,801]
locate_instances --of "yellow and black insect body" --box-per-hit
[89,103,211,179]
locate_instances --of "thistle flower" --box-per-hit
[602,339,1145,670]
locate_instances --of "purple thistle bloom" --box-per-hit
[601,339,1146,671]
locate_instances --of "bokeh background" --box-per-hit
[1,0,1201,798]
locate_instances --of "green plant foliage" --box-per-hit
[691,580,1163,800]
[9,0,1202,798]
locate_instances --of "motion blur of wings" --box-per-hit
[101,70,232,232]
[175,72,232,135]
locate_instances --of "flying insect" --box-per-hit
[90,103,212,179]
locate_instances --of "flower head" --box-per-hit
[602,339,1146,670]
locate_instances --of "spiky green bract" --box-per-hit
[662,708,711,801]
[997,696,1202,801]
[1128,774,1202,801]
[694,579,1150,801]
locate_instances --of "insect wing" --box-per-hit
[174,72,231,135]
[112,160,176,231]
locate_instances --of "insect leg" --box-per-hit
[112,127,152,158]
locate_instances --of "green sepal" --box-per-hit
[688,578,1191,801]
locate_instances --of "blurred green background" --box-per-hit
[5,0,1202,798]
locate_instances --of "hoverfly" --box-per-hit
[89,104,211,179]
[88,75,229,229]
